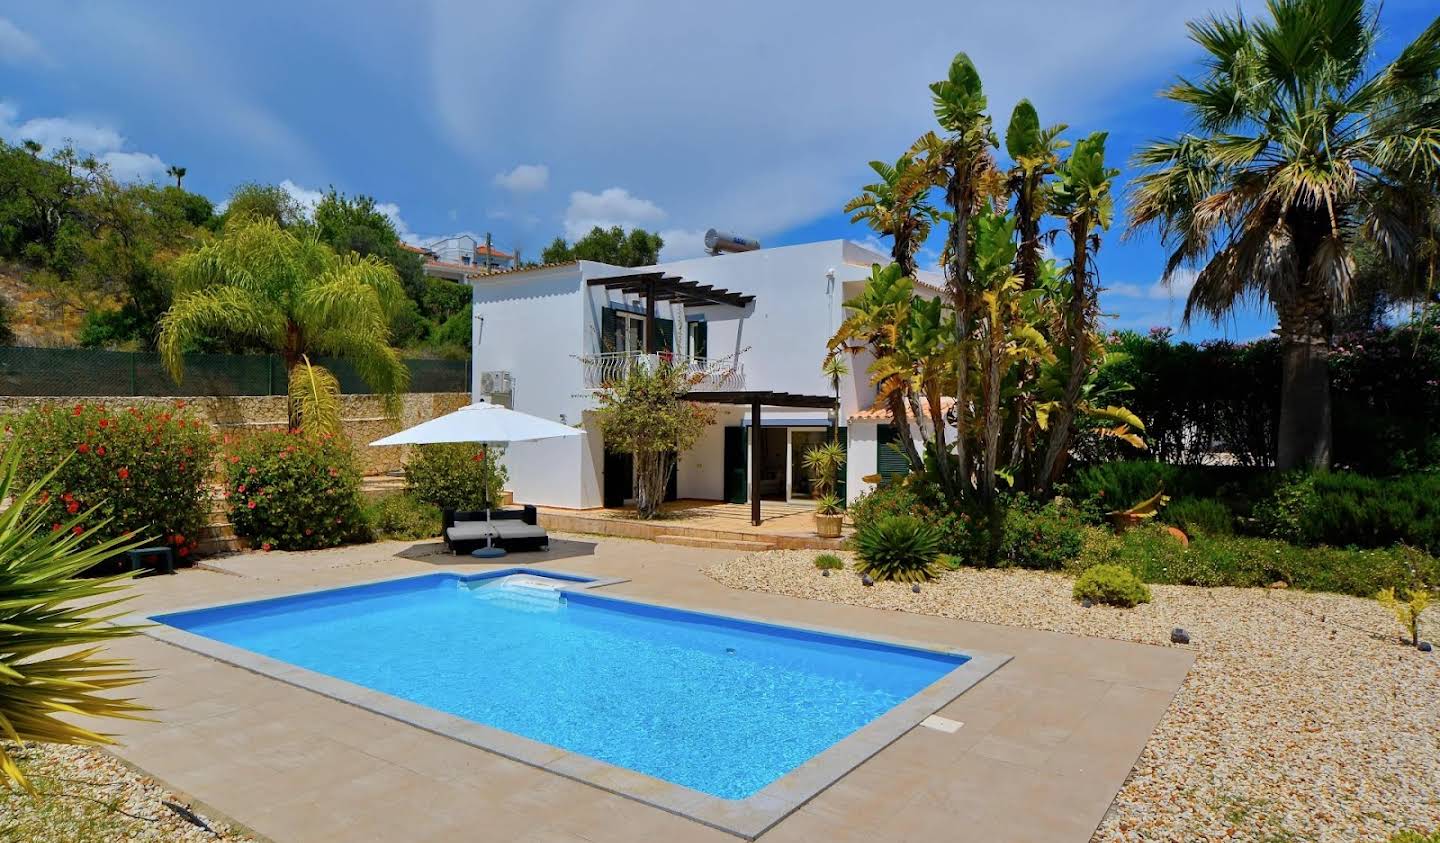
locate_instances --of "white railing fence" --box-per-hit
[580,352,745,391]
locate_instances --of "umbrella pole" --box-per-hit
[472,443,506,559]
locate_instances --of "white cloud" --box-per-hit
[0,18,48,66]
[100,150,167,183]
[562,187,667,240]
[1105,268,1198,301]
[279,179,324,215]
[424,0,1266,251]
[0,103,168,184]
[657,228,710,262]
[494,163,549,193]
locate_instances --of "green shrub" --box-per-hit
[850,480,979,557]
[404,443,509,510]
[9,401,216,562]
[1069,460,1273,524]
[1073,564,1152,607]
[852,515,941,583]
[225,431,363,551]
[362,493,441,541]
[994,500,1084,570]
[1162,497,1234,535]
[1080,525,1439,597]
[1257,471,1440,554]
[813,553,844,570]
[1391,830,1440,843]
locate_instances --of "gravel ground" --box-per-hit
[1,743,252,842]
[708,550,1440,843]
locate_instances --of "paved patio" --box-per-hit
[538,499,850,550]
[101,536,1192,842]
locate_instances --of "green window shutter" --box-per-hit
[690,321,708,357]
[835,426,847,503]
[600,307,617,352]
[877,425,909,480]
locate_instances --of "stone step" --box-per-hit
[653,534,775,551]
[197,522,238,541]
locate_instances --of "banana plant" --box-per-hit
[0,445,150,792]
[1039,131,1123,489]
[828,263,924,470]
[1004,99,1069,289]
[844,155,939,277]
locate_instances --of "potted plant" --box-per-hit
[802,441,846,538]
[813,493,844,538]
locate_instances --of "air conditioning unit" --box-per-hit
[480,371,513,395]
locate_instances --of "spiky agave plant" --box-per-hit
[0,445,149,792]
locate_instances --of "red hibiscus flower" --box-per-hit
[261,542,272,552]
[72,525,84,536]
[66,501,79,514]
[77,443,90,454]
[117,467,130,480]
[96,446,106,456]
[98,418,109,429]
[247,500,257,509]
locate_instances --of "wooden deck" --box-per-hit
[537,499,849,551]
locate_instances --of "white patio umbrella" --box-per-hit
[370,399,582,557]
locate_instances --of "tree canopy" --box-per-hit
[541,225,664,267]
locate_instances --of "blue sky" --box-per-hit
[2,0,1434,341]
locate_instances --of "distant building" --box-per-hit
[405,235,515,282]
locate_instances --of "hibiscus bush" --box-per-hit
[8,401,216,563]
[224,430,363,551]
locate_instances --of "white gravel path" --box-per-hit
[707,550,1440,843]
[1,743,251,842]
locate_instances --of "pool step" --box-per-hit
[470,584,564,613]
[654,535,775,551]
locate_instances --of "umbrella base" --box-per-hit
[471,546,508,559]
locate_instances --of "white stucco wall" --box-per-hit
[467,242,920,509]
[846,421,880,504]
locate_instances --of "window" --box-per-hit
[617,312,646,354]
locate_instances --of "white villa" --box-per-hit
[465,239,937,517]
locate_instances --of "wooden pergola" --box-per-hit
[586,272,755,353]
[685,390,839,526]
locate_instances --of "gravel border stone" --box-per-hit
[707,550,1440,842]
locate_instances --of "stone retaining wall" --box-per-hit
[0,392,471,475]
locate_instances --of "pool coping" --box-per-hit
[128,567,1012,840]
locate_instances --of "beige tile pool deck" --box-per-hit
[102,535,1193,842]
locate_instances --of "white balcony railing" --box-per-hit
[581,352,745,391]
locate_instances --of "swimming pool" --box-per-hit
[150,569,1006,835]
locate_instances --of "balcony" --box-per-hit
[581,352,745,392]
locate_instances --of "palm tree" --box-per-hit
[1128,0,1440,469]
[158,216,410,433]
[165,165,187,188]
[844,155,938,276]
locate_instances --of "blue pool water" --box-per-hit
[154,572,966,799]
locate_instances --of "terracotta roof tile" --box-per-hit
[848,396,954,422]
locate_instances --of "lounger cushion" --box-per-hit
[492,522,547,541]
[446,523,498,542]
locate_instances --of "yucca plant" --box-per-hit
[852,514,942,583]
[0,445,149,792]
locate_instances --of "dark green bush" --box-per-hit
[9,402,217,562]
[1390,829,1440,843]
[1073,563,1151,607]
[1163,497,1234,536]
[1087,325,1440,473]
[852,515,941,583]
[362,493,441,541]
[1080,525,1438,596]
[1257,471,1440,554]
[849,480,978,558]
[404,443,508,510]
[813,553,844,570]
[994,500,1084,570]
[225,431,364,551]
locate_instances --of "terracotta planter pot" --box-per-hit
[815,513,844,539]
